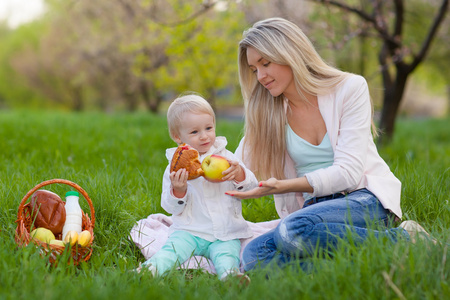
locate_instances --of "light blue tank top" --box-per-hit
[286,124,334,199]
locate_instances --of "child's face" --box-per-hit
[174,112,216,155]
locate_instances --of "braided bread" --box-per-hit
[30,190,66,236]
[170,144,205,180]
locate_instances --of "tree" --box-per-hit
[240,0,313,25]
[310,0,449,142]
[8,0,173,112]
[154,1,245,110]
[0,22,51,109]
[7,0,246,113]
[56,0,170,112]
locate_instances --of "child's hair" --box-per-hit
[167,93,216,142]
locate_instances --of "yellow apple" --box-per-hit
[77,230,92,247]
[64,230,79,247]
[49,239,66,247]
[30,227,55,244]
[201,154,230,182]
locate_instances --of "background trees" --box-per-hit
[0,0,448,140]
[309,0,449,141]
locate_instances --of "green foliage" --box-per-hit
[0,1,447,115]
[0,111,448,299]
[380,117,450,225]
[308,1,379,76]
[307,0,450,103]
[0,1,250,112]
[0,21,51,109]
[154,2,246,105]
[401,0,450,89]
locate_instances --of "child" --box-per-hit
[138,93,258,282]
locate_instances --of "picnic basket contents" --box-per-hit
[15,179,95,265]
[29,190,66,236]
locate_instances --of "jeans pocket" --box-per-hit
[303,199,314,208]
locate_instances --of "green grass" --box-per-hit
[0,111,449,299]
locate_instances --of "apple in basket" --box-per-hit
[30,227,55,243]
[49,239,65,247]
[201,155,231,182]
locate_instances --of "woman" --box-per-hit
[227,17,434,271]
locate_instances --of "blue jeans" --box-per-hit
[242,189,406,271]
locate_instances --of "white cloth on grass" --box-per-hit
[129,213,280,274]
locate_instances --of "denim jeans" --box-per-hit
[242,189,406,271]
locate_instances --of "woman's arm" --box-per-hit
[232,76,372,200]
[226,176,313,199]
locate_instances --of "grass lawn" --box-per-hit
[0,110,449,299]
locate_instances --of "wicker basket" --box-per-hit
[15,179,95,265]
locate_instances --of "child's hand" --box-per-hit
[170,168,188,198]
[221,160,245,182]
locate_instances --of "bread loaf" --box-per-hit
[30,190,66,236]
[170,144,204,180]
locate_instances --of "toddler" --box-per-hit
[138,94,257,282]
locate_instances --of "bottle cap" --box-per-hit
[65,191,79,197]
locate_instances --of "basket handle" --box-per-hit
[17,179,95,228]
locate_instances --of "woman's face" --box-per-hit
[246,47,296,98]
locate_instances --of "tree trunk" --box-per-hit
[310,0,449,143]
[378,66,409,144]
[72,86,84,111]
[140,81,162,113]
[125,91,138,111]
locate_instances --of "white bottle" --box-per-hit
[62,191,82,241]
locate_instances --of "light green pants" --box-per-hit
[143,230,241,279]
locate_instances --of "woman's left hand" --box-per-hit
[225,178,279,199]
[226,176,314,199]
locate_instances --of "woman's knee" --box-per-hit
[273,214,318,254]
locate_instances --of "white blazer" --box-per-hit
[236,75,402,219]
[162,137,258,242]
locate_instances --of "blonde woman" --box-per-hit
[227,18,435,271]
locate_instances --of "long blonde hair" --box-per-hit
[238,17,351,180]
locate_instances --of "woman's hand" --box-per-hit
[225,176,314,199]
[221,160,245,182]
[170,168,188,198]
[225,178,279,199]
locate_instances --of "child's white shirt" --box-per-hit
[161,136,257,242]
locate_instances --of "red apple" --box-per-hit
[201,154,230,182]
